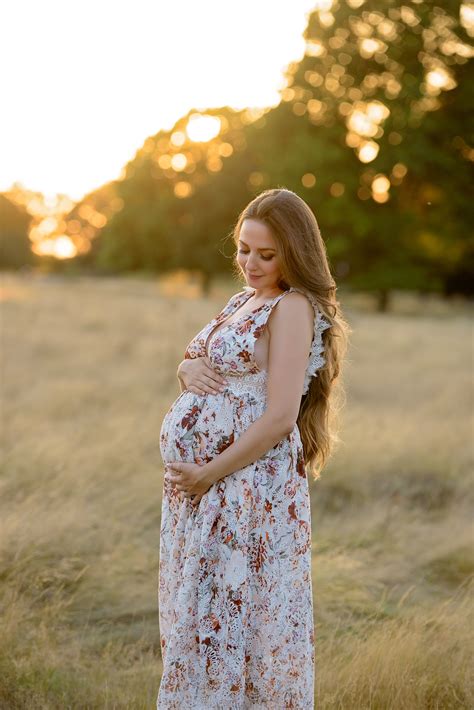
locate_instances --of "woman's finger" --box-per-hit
[203,370,228,386]
[187,368,226,395]
[192,374,226,393]
[188,386,205,396]
[201,374,227,392]
[204,372,226,387]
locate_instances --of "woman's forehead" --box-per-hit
[239,219,276,248]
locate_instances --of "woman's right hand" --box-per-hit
[178,357,228,396]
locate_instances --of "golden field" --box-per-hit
[1,272,473,709]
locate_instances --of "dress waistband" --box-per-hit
[224,370,268,398]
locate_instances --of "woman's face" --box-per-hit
[236,219,283,290]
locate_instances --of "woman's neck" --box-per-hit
[251,285,286,301]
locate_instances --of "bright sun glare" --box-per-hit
[186,114,221,143]
[2,0,471,259]
[0,0,316,202]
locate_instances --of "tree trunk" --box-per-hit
[376,289,390,312]
[201,271,212,297]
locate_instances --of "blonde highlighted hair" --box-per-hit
[230,187,351,480]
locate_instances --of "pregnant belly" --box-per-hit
[159,388,264,466]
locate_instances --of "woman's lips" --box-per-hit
[247,273,262,278]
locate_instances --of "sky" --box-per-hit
[1,0,320,202]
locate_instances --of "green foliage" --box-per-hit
[0,194,34,269]
[71,2,473,304]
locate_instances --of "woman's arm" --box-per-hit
[202,292,314,486]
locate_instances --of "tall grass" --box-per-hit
[1,272,472,708]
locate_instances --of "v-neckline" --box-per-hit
[204,289,282,358]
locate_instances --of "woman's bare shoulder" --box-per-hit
[270,290,315,327]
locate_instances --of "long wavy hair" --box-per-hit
[230,187,350,480]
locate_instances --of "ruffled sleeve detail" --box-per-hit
[288,287,332,395]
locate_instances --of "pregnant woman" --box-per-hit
[157,188,349,709]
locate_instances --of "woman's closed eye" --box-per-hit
[238,249,274,261]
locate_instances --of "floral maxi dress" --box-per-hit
[157,286,331,709]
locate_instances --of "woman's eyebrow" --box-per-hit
[238,239,276,252]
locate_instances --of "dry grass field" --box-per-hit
[1,271,473,709]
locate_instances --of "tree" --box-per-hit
[0,194,34,269]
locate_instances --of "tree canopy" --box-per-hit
[4,1,473,306]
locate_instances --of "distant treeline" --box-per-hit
[1,1,472,309]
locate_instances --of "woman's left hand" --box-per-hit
[166,461,213,506]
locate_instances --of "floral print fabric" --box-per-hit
[158,287,327,709]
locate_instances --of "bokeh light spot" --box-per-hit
[330,182,345,197]
[249,172,264,187]
[170,131,186,147]
[358,140,379,162]
[372,173,390,202]
[174,181,193,198]
[186,114,221,142]
[171,153,187,171]
[301,173,316,188]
